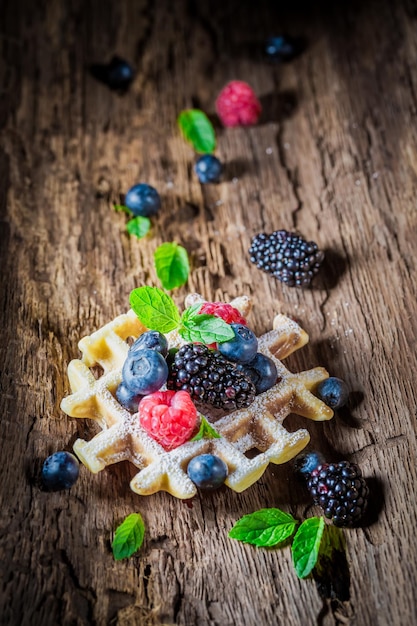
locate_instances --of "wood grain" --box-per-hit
[1,1,416,624]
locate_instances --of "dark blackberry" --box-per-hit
[167,343,256,411]
[307,460,369,527]
[249,230,324,288]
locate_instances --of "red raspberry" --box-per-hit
[215,81,262,127]
[139,390,198,450]
[200,302,247,326]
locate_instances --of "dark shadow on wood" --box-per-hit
[311,248,348,291]
[258,89,298,124]
[336,392,369,429]
[360,476,385,527]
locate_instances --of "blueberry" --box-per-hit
[106,56,134,90]
[294,451,326,477]
[116,382,143,413]
[238,352,278,393]
[218,323,258,364]
[194,155,223,184]
[316,377,349,410]
[187,454,228,490]
[264,36,302,62]
[124,184,161,217]
[89,56,134,91]
[122,348,168,395]
[129,331,168,357]
[41,451,80,491]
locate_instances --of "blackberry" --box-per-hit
[167,343,255,411]
[305,458,369,527]
[249,230,324,288]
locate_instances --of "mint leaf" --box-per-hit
[114,204,132,215]
[177,109,216,154]
[179,314,235,344]
[112,513,145,560]
[154,242,190,290]
[229,508,298,548]
[126,216,151,239]
[191,416,221,441]
[180,303,203,324]
[292,517,325,578]
[129,286,181,333]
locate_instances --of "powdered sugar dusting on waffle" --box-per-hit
[60,294,333,498]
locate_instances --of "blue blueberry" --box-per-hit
[218,323,258,364]
[129,331,168,357]
[124,184,161,217]
[264,36,302,62]
[116,382,143,413]
[238,352,278,393]
[316,377,349,410]
[41,451,80,491]
[106,56,134,90]
[122,348,168,395]
[89,56,134,91]
[294,451,326,477]
[194,155,223,184]
[187,454,228,490]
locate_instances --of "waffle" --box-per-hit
[60,294,333,498]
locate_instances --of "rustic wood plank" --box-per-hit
[1,1,417,625]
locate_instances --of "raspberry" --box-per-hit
[215,81,262,127]
[200,302,247,326]
[139,390,198,450]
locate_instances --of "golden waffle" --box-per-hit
[60,294,333,498]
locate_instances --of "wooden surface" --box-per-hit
[1,1,417,624]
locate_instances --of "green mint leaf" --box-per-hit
[229,508,298,548]
[126,216,151,239]
[180,303,203,325]
[178,325,193,343]
[179,315,235,345]
[154,242,190,290]
[129,286,181,333]
[112,513,145,560]
[114,204,132,215]
[191,416,221,441]
[292,517,325,579]
[177,109,216,154]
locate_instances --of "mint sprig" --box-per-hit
[177,109,216,154]
[130,286,181,333]
[114,204,132,215]
[112,513,145,560]
[126,216,151,239]
[180,314,235,344]
[292,517,325,578]
[154,242,190,290]
[114,205,151,239]
[229,509,298,548]
[129,286,235,344]
[229,508,347,581]
[191,417,221,441]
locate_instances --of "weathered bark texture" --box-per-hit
[1,0,416,624]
